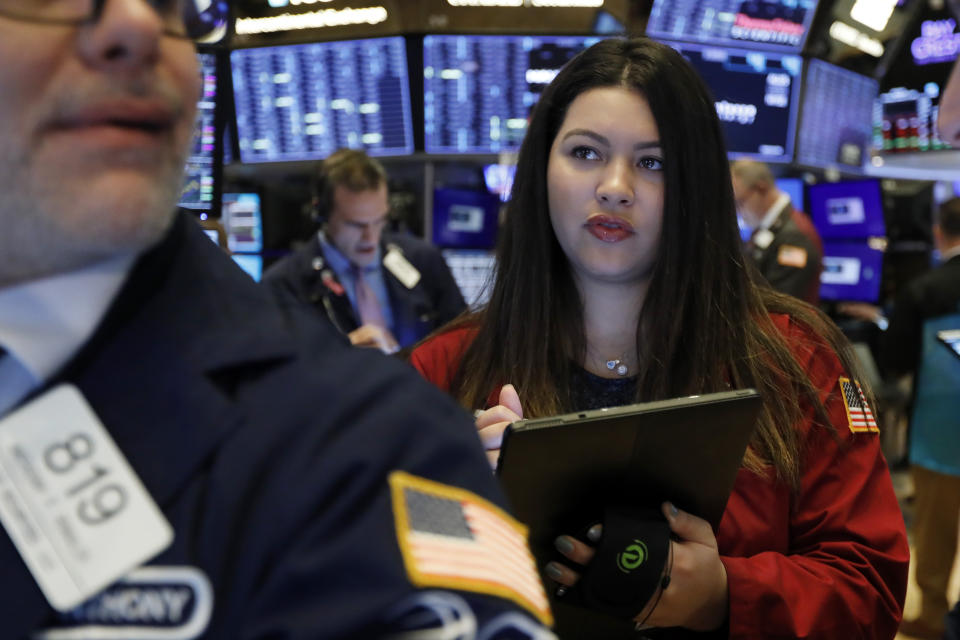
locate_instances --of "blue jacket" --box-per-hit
[4,213,551,639]
[263,232,466,348]
[882,254,960,476]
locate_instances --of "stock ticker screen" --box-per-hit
[423,34,601,154]
[667,41,802,162]
[646,0,819,52]
[795,59,878,169]
[179,52,218,212]
[231,37,414,162]
[873,84,952,153]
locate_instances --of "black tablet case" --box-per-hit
[496,389,763,639]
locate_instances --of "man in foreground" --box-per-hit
[0,2,552,638]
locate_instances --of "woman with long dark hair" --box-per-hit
[410,38,908,638]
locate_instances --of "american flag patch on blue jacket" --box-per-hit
[388,471,552,626]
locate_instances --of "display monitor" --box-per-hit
[222,193,263,253]
[179,51,221,214]
[232,254,263,282]
[423,34,602,154]
[646,0,819,52]
[432,188,501,249]
[231,37,414,163]
[593,9,626,34]
[483,164,517,202]
[202,228,221,245]
[665,42,802,162]
[442,249,497,308]
[796,59,877,169]
[819,241,884,303]
[776,177,805,211]
[873,83,952,153]
[808,180,886,239]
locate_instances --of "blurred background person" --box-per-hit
[264,149,465,353]
[841,197,960,640]
[731,159,823,306]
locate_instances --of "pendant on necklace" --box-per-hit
[606,359,628,376]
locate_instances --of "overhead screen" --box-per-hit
[665,42,802,162]
[231,37,414,163]
[808,179,886,239]
[432,188,501,249]
[819,241,884,303]
[222,193,263,253]
[646,0,820,52]
[179,52,220,213]
[795,59,878,169]
[874,83,952,153]
[423,34,602,154]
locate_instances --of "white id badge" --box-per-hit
[0,385,173,611]
[753,229,775,250]
[383,249,422,289]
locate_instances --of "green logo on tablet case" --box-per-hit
[617,539,648,573]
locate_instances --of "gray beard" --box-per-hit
[0,153,183,289]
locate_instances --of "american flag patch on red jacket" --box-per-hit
[388,471,552,626]
[839,377,879,433]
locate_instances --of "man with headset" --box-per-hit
[0,2,553,638]
[264,149,466,353]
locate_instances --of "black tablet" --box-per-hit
[496,389,763,570]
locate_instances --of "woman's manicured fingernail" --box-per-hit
[667,502,679,517]
[587,524,602,541]
[554,536,575,555]
[545,563,564,580]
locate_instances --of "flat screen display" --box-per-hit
[432,188,501,249]
[423,34,602,154]
[222,193,263,253]
[666,42,802,162]
[819,241,884,303]
[179,52,219,212]
[232,254,263,282]
[483,164,517,202]
[808,180,886,239]
[873,83,952,153]
[796,59,877,169]
[232,37,414,163]
[646,0,820,52]
[776,177,805,211]
[442,249,497,308]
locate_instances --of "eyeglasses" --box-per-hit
[0,0,229,44]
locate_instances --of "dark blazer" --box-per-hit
[747,201,824,306]
[882,253,960,375]
[263,232,466,348]
[4,213,547,639]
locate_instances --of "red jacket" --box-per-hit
[410,315,909,639]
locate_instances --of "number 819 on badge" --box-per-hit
[0,385,172,611]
